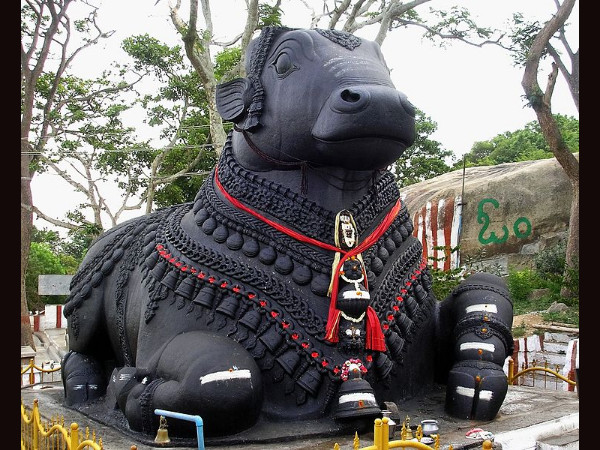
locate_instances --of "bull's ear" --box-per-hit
[215,78,254,123]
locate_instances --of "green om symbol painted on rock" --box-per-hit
[477,198,532,245]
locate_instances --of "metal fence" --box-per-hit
[21,398,103,450]
[21,359,62,387]
[333,416,494,450]
[507,357,577,391]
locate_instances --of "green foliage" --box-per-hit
[26,226,95,311]
[122,35,219,208]
[541,309,579,326]
[507,13,544,67]
[63,225,102,260]
[214,47,242,82]
[459,115,579,168]
[427,242,579,331]
[533,240,579,303]
[506,260,578,318]
[422,6,495,48]
[534,240,566,278]
[393,108,455,188]
[121,34,183,79]
[258,4,283,28]
[26,243,67,311]
[506,269,545,313]
[430,267,463,301]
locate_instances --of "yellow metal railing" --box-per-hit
[21,398,103,450]
[333,417,494,450]
[507,357,577,390]
[21,358,62,386]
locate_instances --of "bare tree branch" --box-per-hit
[32,206,80,231]
[543,61,559,105]
[328,0,351,29]
[379,17,507,49]
[239,0,259,74]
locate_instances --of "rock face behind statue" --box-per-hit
[61,27,514,441]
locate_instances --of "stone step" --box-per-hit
[543,331,578,344]
[536,429,579,449]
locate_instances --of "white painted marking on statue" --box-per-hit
[342,290,370,299]
[456,386,494,401]
[460,342,495,352]
[338,392,377,404]
[456,386,474,397]
[200,369,252,385]
[479,390,494,401]
[465,304,498,314]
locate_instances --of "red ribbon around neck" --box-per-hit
[214,167,401,351]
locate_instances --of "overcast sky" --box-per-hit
[31,0,579,232]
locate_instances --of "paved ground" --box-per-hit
[21,329,580,450]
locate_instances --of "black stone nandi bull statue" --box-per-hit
[61,26,513,440]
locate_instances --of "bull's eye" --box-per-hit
[272,52,297,78]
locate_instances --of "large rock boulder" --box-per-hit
[400,156,577,273]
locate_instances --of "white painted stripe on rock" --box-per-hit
[425,202,433,268]
[450,195,462,269]
[436,198,446,267]
[200,369,251,385]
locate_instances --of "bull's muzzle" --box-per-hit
[312,85,416,145]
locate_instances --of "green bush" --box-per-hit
[534,240,566,278]
[430,267,465,301]
[507,269,542,304]
[541,308,579,326]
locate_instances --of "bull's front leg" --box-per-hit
[109,331,264,437]
[438,272,514,420]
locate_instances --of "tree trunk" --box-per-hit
[561,181,579,297]
[21,151,35,349]
[521,0,578,298]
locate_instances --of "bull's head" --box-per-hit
[216,27,416,171]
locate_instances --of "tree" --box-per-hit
[461,115,578,167]
[392,108,455,187]
[121,34,219,212]
[518,0,578,297]
[21,0,115,348]
[31,32,222,242]
[31,70,152,235]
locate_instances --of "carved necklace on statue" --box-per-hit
[214,167,401,353]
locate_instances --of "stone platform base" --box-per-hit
[21,383,578,450]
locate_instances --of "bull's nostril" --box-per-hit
[341,89,361,103]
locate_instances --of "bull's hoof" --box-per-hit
[61,351,106,405]
[444,360,508,421]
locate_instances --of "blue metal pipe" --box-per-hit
[154,409,205,450]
